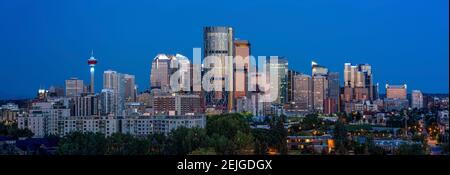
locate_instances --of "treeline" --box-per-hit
[57,113,287,155]
[0,122,34,139]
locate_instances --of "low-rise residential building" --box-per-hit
[18,113,205,138]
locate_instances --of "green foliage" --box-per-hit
[207,113,251,139]
[165,127,207,155]
[333,120,350,154]
[251,129,272,155]
[147,133,166,155]
[301,114,320,130]
[57,132,107,155]
[0,122,34,139]
[269,116,288,154]
[105,133,150,155]
[206,113,253,154]
[190,147,216,155]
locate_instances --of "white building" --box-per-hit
[18,111,205,138]
[18,102,70,138]
[411,90,423,109]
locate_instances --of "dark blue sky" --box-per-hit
[0,0,448,99]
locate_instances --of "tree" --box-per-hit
[207,113,251,139]
[0,122,34,139]
[269,116,288,155]
[251,129,272,155]
[206,113,253,155]
[165,127,207,155]
[148,133,166,155]
[105,133,149,155]
[57,132,107,155]
[233,130,254,154]
[209,133,234,155]
[301,114,320,130]
[333,120,349,154]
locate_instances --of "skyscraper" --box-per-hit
[350,66,357,88]
[344,63,352,87]
[312,61,328,76]
[99,88,115,115]
[87,51,97,94]
[293,74,313,112]
[313,75,327,113]
[327,72,340,113]
[233,40,250,99]
[411,90,423,109]
[65,77,84,97]
[71,94,100,116]
[266,57,288,104]
[359,64,374,100]
[150,54,172,91]
[103,70,126,116]
[343,63,374,100]
[150,54,191,93]
[312,61,328,113]
[203,26,234,112]
[124,74,136,102]
[287,70,300,104]
[386,84,407,99]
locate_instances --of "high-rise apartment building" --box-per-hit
[65,77,84,97]
[153,94,202,116]
[99,88,115,116]
[103,70,126,116]
[313,75,328,112]
[124,74,137,102]
[293,74,313,112]
[312,61,328,113]
[411,90,423,109]
[71,94,100,117]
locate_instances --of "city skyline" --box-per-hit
[0,0,448,99]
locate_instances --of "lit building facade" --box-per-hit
[411,90,423,109]
[386,84,407,99]
[293,74,313,112]
[203,26,234,112]
[65,77,84,97]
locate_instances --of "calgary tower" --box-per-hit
[88,50,97,94]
